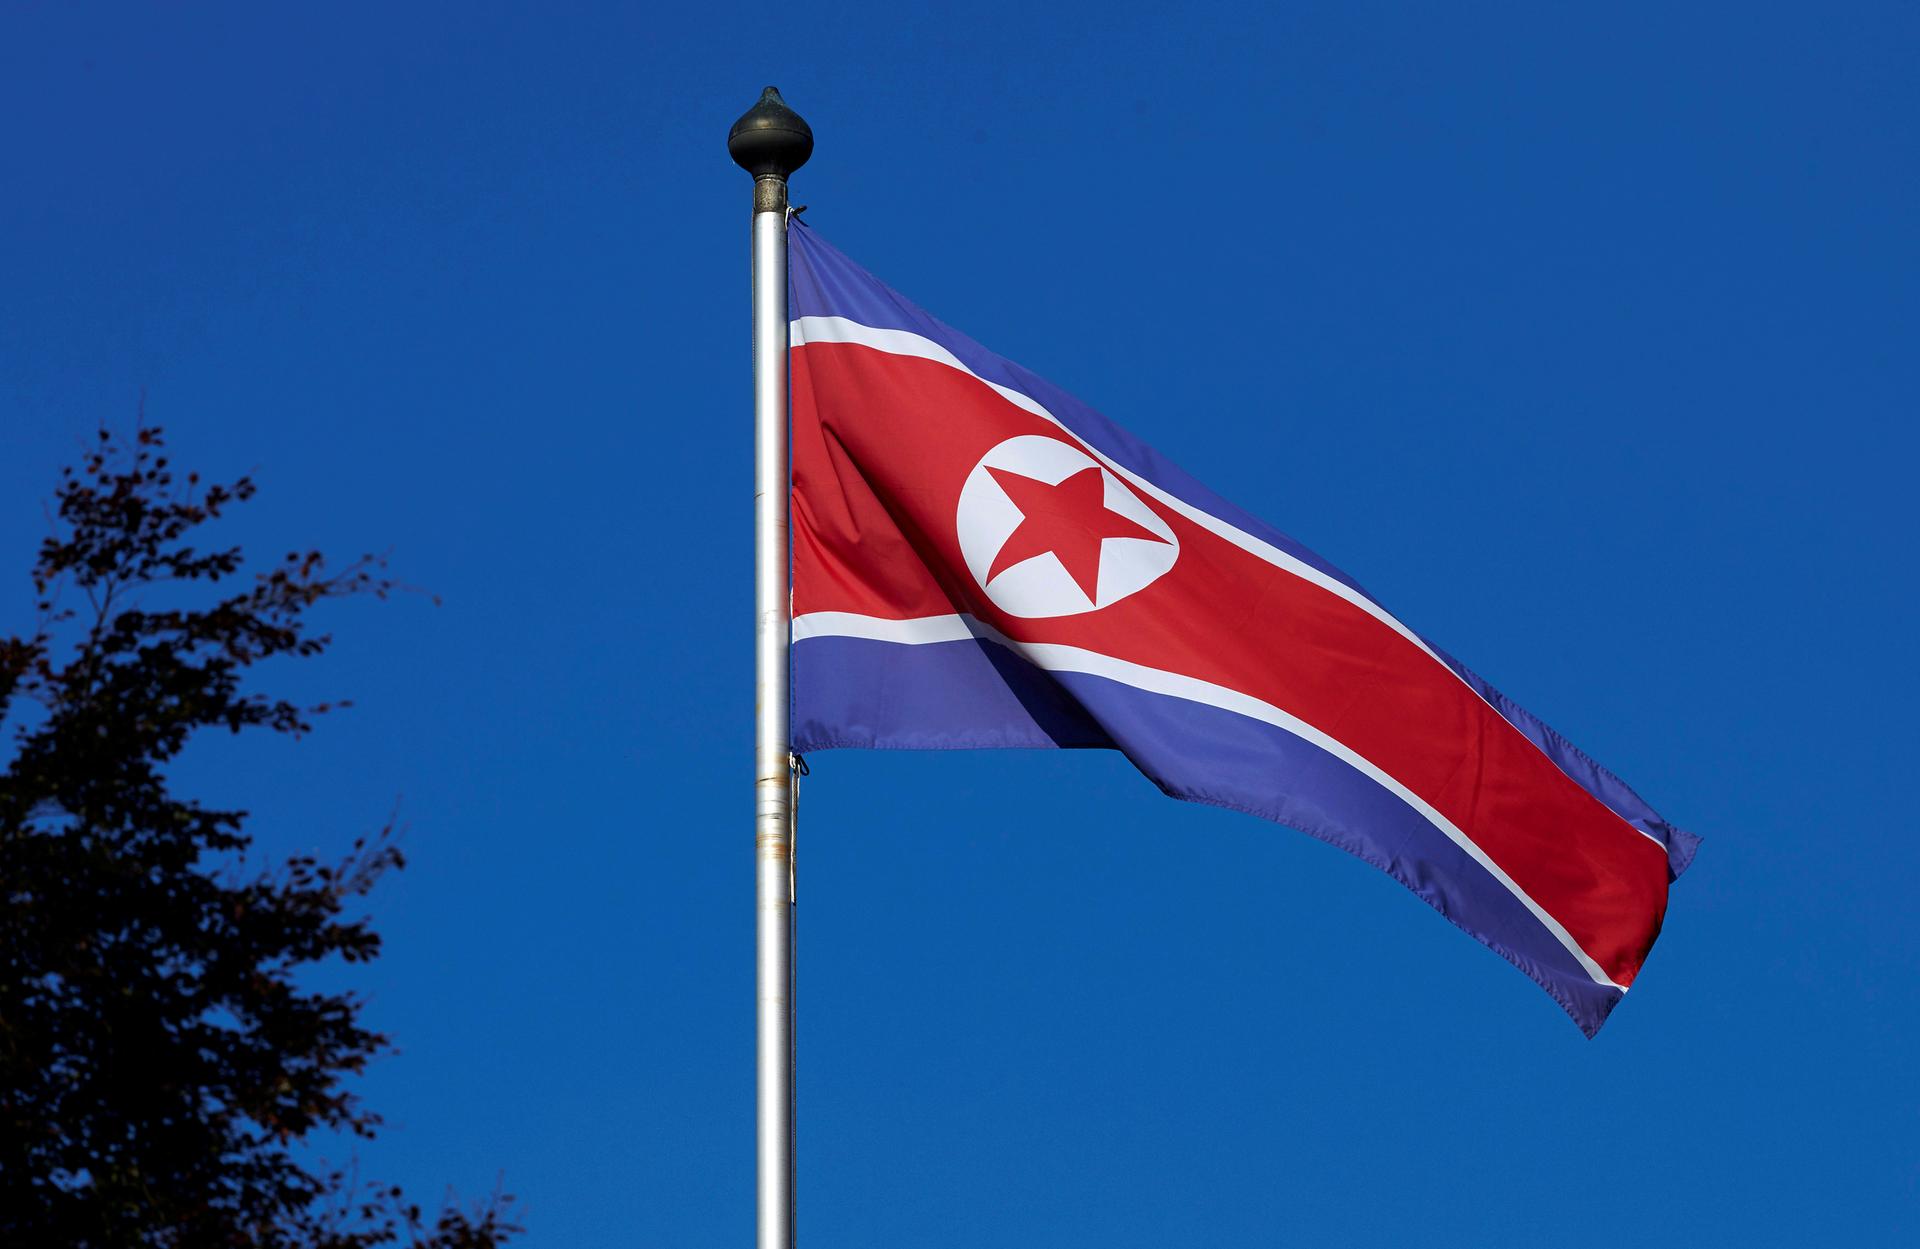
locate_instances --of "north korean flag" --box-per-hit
[787,218,1698,1036]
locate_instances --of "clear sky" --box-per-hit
[3,3,1916,1245]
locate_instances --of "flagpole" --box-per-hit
[730,86,812,1249]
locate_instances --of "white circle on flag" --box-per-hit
[956,434,1179,619]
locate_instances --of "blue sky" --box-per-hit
[3,3,1916,1245]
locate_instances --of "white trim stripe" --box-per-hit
[791,313,1670,860]
[794,609,1628,992]
[795,611,976,646]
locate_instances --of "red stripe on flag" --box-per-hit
[792,343,1670,985]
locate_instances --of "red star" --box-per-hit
[984,465,1167,603]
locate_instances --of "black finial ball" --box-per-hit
[728,86,813,179]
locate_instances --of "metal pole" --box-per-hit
[729,86,812,1249]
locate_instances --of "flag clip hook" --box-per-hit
[788,753,808,901]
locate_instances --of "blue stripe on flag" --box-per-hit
[793,631,1626,1035]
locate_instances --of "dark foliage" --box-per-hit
[0,429,520,1248]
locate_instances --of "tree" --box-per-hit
[0,427,520,1248]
